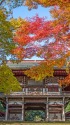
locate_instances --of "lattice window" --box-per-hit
[16,75,27,84]
[48,87,58,92]
[45,76,59,84]
[28,79,43,86]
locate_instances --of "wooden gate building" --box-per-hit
[0,60,70,121]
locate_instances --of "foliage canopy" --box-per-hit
[0,0,70,85]
[0,64,21,94]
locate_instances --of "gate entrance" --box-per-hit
[25,110,45,121]
[24,102,46,121]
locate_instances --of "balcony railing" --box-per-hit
[10,87,61,96]
[62,91,70,95]
[0,88,69,96]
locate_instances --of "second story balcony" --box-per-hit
[10,87,62,96]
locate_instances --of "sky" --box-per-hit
[13,5,52,60]
[13,5,52,20]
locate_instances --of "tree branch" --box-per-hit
[0,0,5,6]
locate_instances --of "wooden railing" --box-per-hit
[11,88,70,95]
[62,91,70,95]
[10,87,61,96]
[0,88,70,96]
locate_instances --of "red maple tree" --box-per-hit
[12,0,70,85]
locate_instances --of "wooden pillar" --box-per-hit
[26,88,28,95]
[22,97,24,121]
[46,97,49,121]
[62,97,65,121]
[43,88,45,95]
[5,97,8,121]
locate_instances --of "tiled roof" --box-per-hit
[7,60,42,69]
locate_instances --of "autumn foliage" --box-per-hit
[0,9,15,60]
[59,62,70,85]
[24,0,70,10]
[0,0,69,94]
[11,0,70,85]
[59,74,70,86]
[0,64,21,94]
[13,15,70,59]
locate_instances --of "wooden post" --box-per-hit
[62,97,65,121]
[22,97,24,121]
[26,88,28,95]
[43,88,45,95]
[5,97,8,121]
[46,97,49,121]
